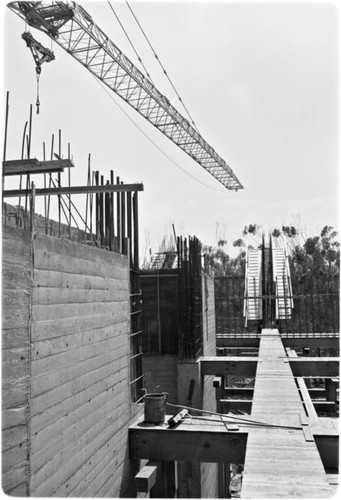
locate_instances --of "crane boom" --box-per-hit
[8,1,243,190]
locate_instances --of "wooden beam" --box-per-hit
[288,358,339,377]
[296,376,318,419]
[135,461,160,493]
[312,401,336,413]
[129,416,248,463]
[308,388,327,398]
[286,348,318,420]
[200,356,258,377]
[3,183,144,197]
[216,337,260,349]
[216,335,339,350]
[3,158,74,176]
[219,399,252,413]
[282,336,339,350]
[225,388,254,398]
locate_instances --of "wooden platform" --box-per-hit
[241,329,333,498]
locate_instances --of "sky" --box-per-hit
[1,0,339,260]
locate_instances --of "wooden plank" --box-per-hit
[4,182,144,197]
[129,416,248,463]
[135,461,160,492]
[289,358,339,377]
[200,356,258,376]
[3,158,74,176]
[241,329,332,498]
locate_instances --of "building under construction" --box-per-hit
[2,1,339,498]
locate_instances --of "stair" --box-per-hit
[272,248,293,319]
[244,249,262,323]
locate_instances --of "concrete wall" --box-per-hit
[142,355,178,406]
[200,273,218,498]
[2,226,31,496]
[2,226,143,497]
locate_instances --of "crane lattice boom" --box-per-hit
[8,1,243,190]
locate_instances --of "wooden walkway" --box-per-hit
[241,329,333,498]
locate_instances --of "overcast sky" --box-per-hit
[2,1,339,258]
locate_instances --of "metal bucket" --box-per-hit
[144,393,168,423]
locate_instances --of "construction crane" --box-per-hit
[8,1,244,191]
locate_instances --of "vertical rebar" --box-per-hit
[18,121,28,210]
[68,142,71,238]
[85,154,91,242]
[116,176,121,253]
[110,170,115,250]
[42,141,47,231]
[105,180,110,247]
[127,191,132,262]
[2,91,10,205]
[100,175,104,245]
[58,129,61,237]
[47,133,54,225]
[29,181,35,233]
[95,171,100,241]
[121,182,126,254]
[133,191,139,271]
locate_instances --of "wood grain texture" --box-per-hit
[1,226,31,495]
[241,329,333,498]
[30,234,133,496]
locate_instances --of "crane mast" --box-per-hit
[8,1,243,190]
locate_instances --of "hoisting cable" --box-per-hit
[92,74,228,193]
[107,1,154,84]
[36,66,41,115]
[126,1,200,133]
[21,31,55,115]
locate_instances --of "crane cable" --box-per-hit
[126,1,200,133]
[107,1,154,84]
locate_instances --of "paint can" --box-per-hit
[144,393,168,423]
